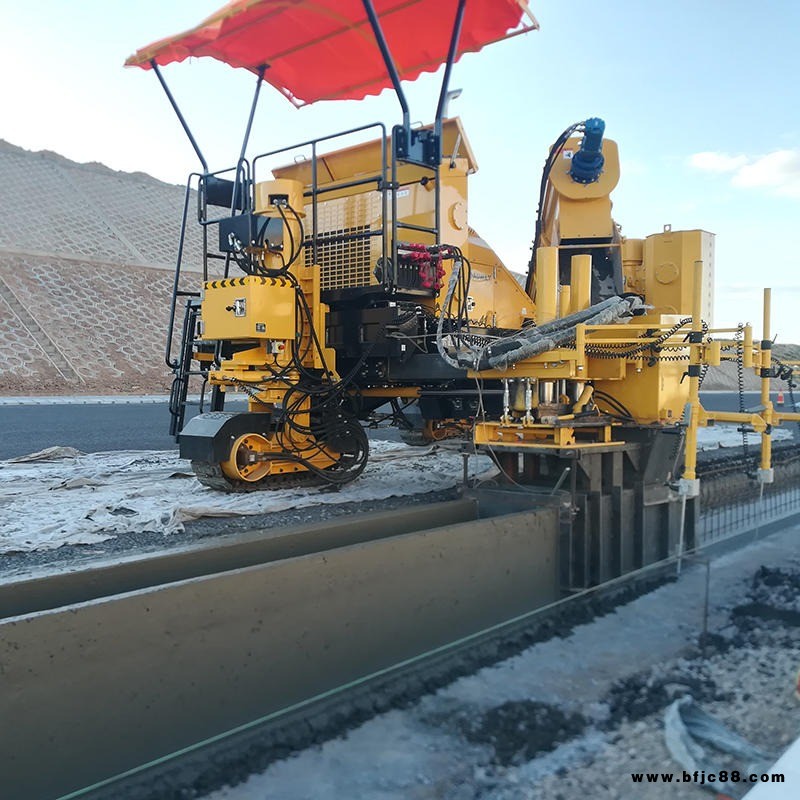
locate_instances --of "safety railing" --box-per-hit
[252,122,390,286]
[696,481,800,547]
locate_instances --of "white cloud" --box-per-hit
[732,150,800,197]
[689,151,747,172]
[689,149,800,198]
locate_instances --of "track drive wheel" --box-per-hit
[220,433,272,483]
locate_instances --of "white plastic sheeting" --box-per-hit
[665,696,774,799]
[0,442,492,553]
[0,425,790,553]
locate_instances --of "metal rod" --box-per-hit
[361,0,410,128]
[380,126,388,278]
[682,260,704,482]
[303,174,384,198]
[253,122,386,164]
[311,141,318,265]
[360,0,405,287]
[397,221,438,234]
[390,129,398,291]
[676,493,687,575]
[151,61,208,172]
[434,0,467,141]
[239,65,267,162]
[165,177,196,369]
[433,0,467,250]
[551,466,571,495]
[760,287,773,475]
[701,557,711,653]
[434,162,441,246]
[754,481,765,541]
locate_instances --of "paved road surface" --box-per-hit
[0,400,244,460]
[0,391,793,460]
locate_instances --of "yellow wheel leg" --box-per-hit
[221,433,272,483]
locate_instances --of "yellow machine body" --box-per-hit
[643,228,715,322]
[538,137,620,245]
[272,118,533,329]
[178,116,799,493]
[202,123,759,440]
[466,228,535,327]
[200,276,296,342]
[591,315,690,424]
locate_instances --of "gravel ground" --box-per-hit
[0,486,461,579]
[204,525,800,800]
[1,435,794,581]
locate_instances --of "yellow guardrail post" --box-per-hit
[679,260,703,499]
[758,288,774,484]
[743,324,753,368]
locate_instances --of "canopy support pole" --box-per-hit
[150,60,208,172]
[361,0,410,129]
[239,64,267,163]
[434,0,467,149]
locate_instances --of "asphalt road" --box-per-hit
[700,390,788,413]
[0,391,792,460]
[0,400,244,460]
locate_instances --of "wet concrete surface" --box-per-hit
[198,524,800,800]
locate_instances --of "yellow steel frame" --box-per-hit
[681,282,800,493]
[190,122,800,492]
[474,420,617,449]
[469,266,800,480]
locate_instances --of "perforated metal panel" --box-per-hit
[304,193,382,290]
[306,224,371,290]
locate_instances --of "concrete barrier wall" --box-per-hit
[0,500,478,618]
[0,506,558,800]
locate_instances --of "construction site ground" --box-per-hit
[200,525,800,800]
[1,422,794,574]
[1,141,798,800]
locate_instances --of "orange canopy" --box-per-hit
[126,0,537,107]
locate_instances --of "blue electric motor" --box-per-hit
[569,117,605,184]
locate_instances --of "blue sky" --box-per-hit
[1,1,798,341]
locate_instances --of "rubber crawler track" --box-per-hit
[191,461,328,492]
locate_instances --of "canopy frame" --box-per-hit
[150,60,208,173]
[149,58,268,183]
[141,0,532,174]
[145,1,537,361]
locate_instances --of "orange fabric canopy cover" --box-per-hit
[126,0,536,107]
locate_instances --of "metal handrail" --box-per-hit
[252,122,388,280]
[165,173,202,369]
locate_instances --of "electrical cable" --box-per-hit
[585,317,692,360]
[592,389,635,421]
[735,323,751,468]
[527,121,586,292]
